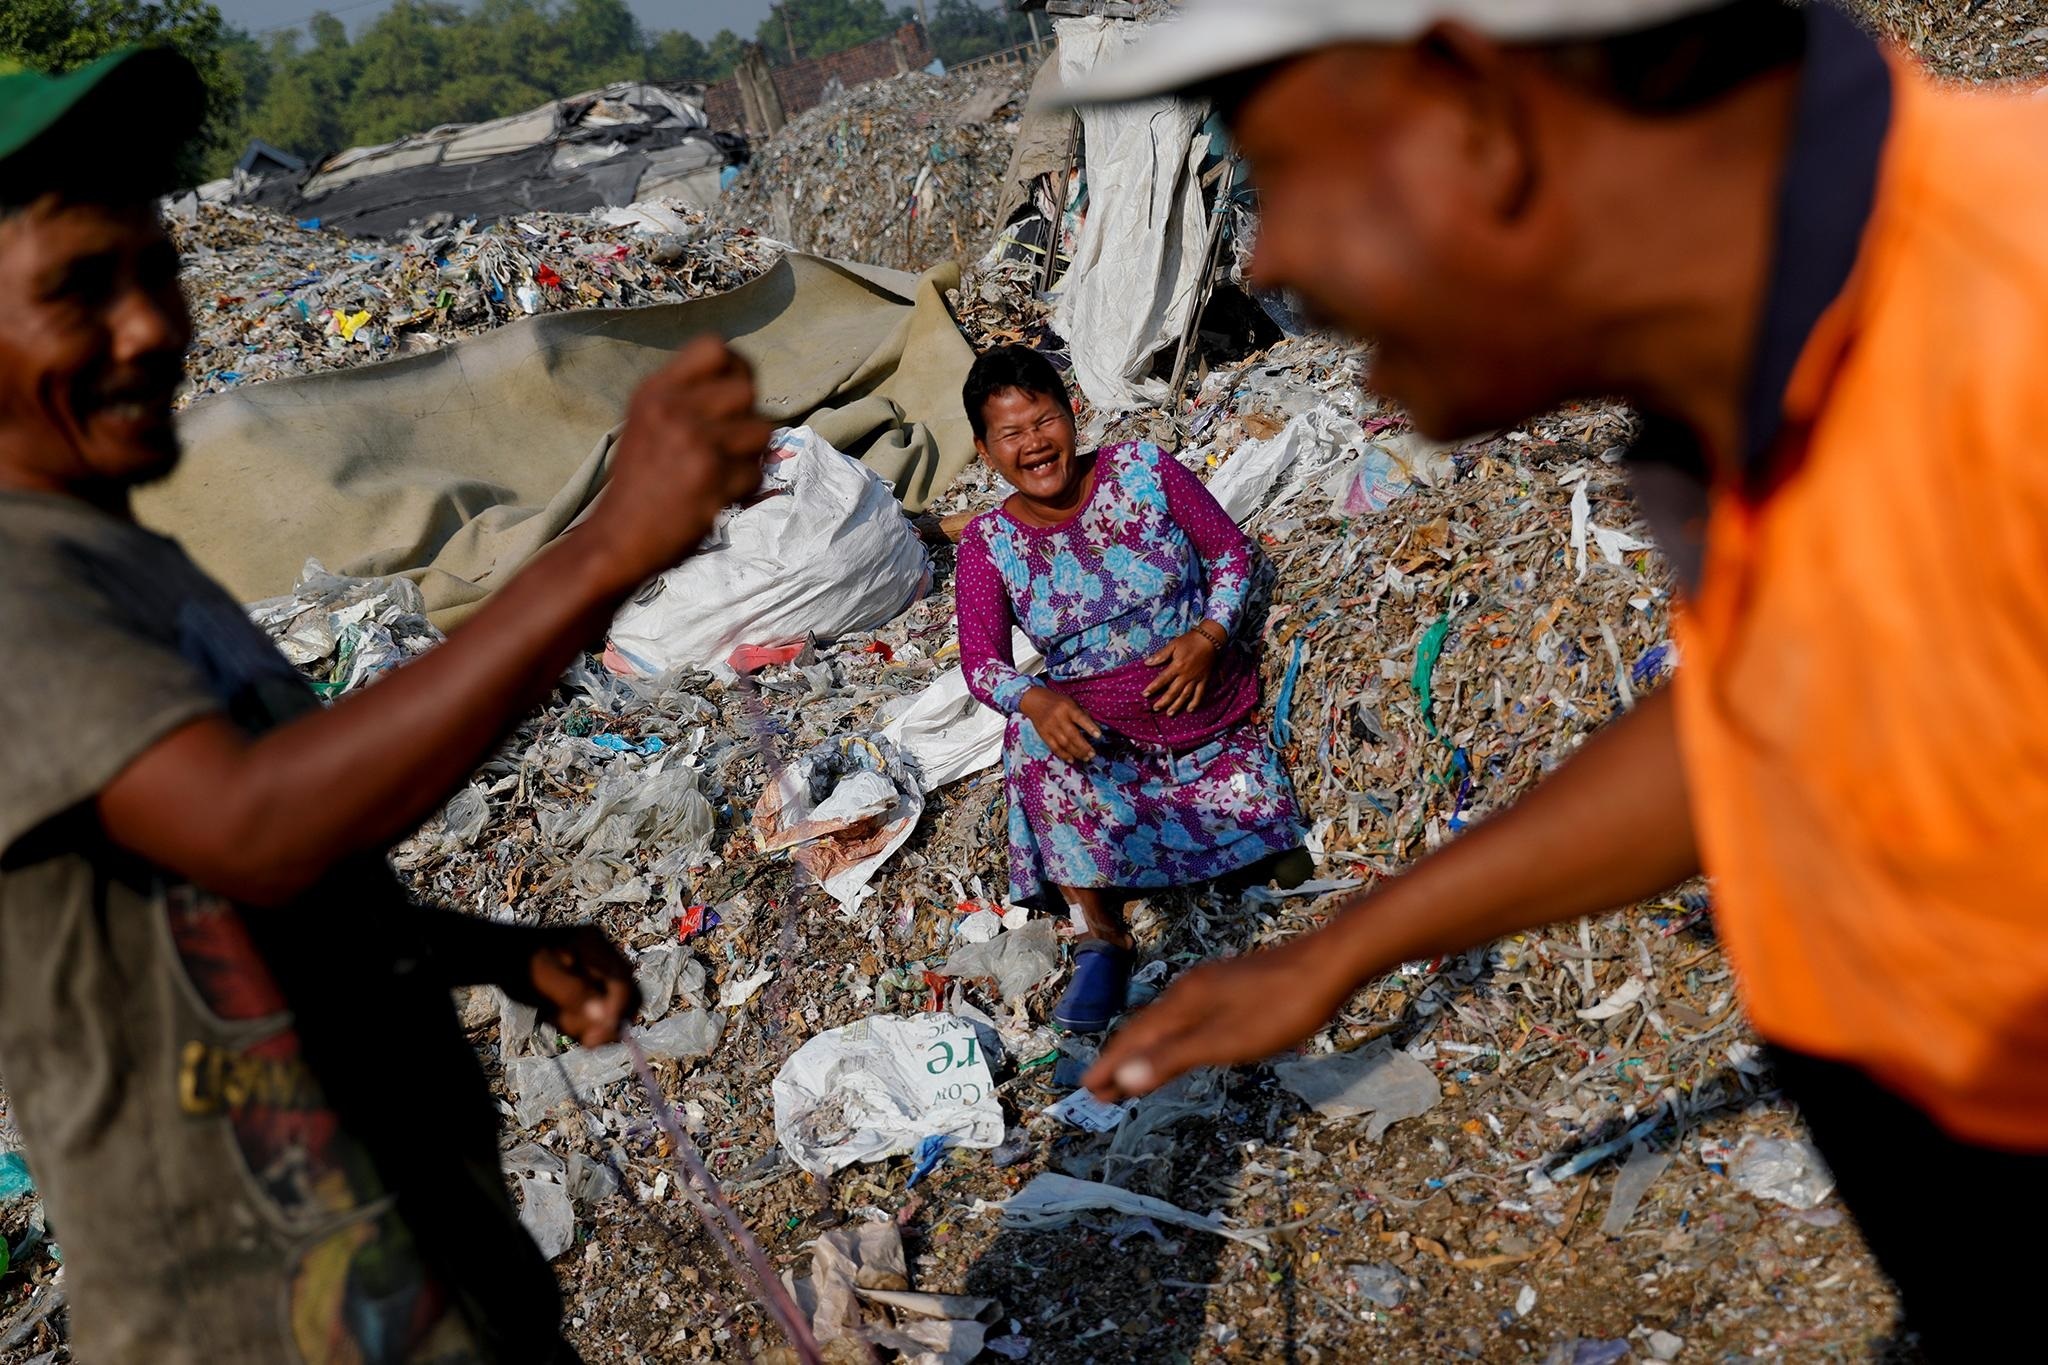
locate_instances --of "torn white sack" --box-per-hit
[772,1013,1003,1177]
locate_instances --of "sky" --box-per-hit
[212,0,789,41]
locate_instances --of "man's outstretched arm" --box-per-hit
[96,336,774,909]
[1086,683,1698,1100]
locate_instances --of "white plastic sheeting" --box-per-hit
[606,426,931,679]
[1052,16,1211,413]
[879,629,1044,792]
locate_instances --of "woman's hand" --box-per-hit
[1143,627,1222,715]
[1019,686,1104,764]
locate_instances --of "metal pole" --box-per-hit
[1170,158,1236,406]
[1041,121,1078,293]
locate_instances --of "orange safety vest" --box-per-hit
[1676,64,2048,1149]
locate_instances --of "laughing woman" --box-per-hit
[955,346,1308,1032]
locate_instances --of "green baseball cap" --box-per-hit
[0,46,204,198]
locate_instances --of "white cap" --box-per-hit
[1057,0,1740,105]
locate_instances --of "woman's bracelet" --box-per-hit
[1193,620,1227,648]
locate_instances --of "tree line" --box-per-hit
[2,0,1025,185]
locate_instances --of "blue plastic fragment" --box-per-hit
[906,1134,950,1188]
[0,1151,34,1202]
[1271,635,1308,748]
[1548,1113,1663,1181]
[297,218,321,230]
[1631,642,1672,685]
[590,734,665,755]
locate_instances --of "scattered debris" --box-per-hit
[246,561,442,698]
[16,9,2012,1356]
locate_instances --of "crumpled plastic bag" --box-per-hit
[1204,407,1363,525]
[783,1222,998,1365]
[606,426,932,679]
[752,735,923,908]
[936,917,1059,1004]
[246,558,443,698]
[997,1172,1267,1250]
[1270,1039,1442,1140]
[505,1008,723,1127]
[1732,1134,1834,1209]
[516,1176,575,1261]
[879,630,1044,793]
[772,1013,1002,1177]
[539,754,717,870]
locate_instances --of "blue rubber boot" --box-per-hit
[1053,940,1134,1034]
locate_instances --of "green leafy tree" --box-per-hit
[648,29,712,83]
[704,28,750,80]
[556,0,639,78]
[0,0,242,185]
[928,0,1016,68]
[244,20,352,163]
[755,0,907,67]
[348,1,461,140]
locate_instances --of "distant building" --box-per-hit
[704,22,938,135]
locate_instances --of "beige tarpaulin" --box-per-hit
[993,53,1077,234]
[139,253,975,626]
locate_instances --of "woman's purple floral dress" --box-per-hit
[957,441,1305,906]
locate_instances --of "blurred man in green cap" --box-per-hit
[0,48,771,1362]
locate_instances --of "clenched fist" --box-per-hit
[586,335,775,592]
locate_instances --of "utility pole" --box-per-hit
[915,0,929,25]
[774,3,799,63]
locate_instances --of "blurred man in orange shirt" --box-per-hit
[1076,1,2048,1352]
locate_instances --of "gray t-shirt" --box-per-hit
[0,491,564,1363]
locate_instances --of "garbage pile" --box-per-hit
[169,199,785,403]
[714,69,1032,273]
[1852,0,2048,81]
[203,80,743,238]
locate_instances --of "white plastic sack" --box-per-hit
[881,630,1043,792]
[607,426,931,678]
[1207,406,1364,525]
[772,1013,1003,1177]
[1052,16,1210,413]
